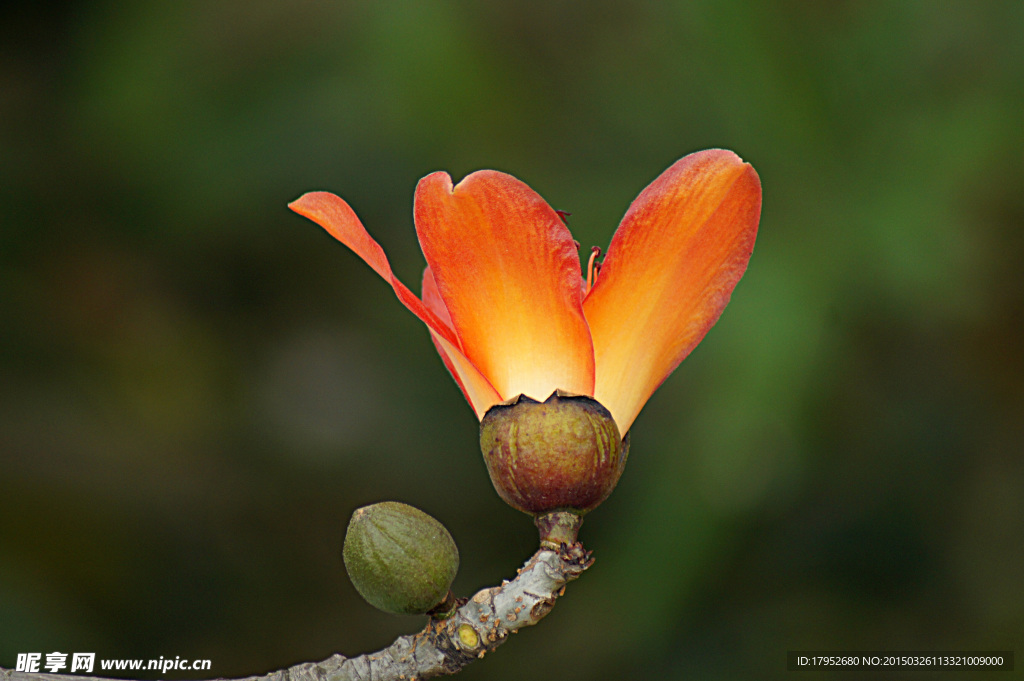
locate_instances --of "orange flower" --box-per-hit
[290,149,761,435]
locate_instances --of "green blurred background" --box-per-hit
[2,2,1022,679]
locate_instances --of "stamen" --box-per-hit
[555,210,572,225]
[586,246,602,293]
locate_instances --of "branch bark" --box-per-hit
[2,542,593,681]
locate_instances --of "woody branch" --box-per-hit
[1,542,593,681]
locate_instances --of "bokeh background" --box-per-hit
[3,2,1023,680]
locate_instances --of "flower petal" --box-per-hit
[422,266,502,418]
[414,170,595,402]
[583,150,762,433]
[289,191,499,416]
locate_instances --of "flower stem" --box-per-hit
[534,510,584,549]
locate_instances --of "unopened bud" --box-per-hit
[342,501,459,615]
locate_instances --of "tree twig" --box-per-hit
[2,542,594,681]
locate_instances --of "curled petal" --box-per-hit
[289,191,498,416]
[583,150,762,433]
[422,267,502,418]
[414,171,595,402]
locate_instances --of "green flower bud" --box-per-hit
[479,392,629,518]
[342,501,459,615]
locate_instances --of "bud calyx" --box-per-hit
[479,392,629,519]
